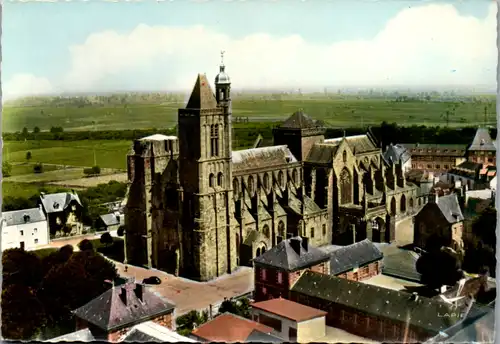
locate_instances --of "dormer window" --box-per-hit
[53,202,60,210]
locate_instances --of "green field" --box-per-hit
[3,95,497,132]
[4,140,130,170]
[2,181,67,200]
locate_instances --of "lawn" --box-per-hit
[2,181,68,199]
[10,163,59,176]
[4,140,130,170]
[3,95,497,132]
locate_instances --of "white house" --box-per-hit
[1,206,49,251]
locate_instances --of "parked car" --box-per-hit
[142,276,162,285]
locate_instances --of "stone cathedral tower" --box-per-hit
[177,54,238,281]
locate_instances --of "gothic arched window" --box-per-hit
[400,194,406,213]
[343,150,347,163]
[263,224,270,238]
[217,172,223,186]
[233,178,239,199]
[390,197,397,216]
[292,169,298,185]
[278,221,285,237]
[248,175,255,195]
[209,173,215,187]
[340,168,352,204]
[210,124,219,157]
[409,197,414,208]
[278,171,285,188]
[263,173,270,190]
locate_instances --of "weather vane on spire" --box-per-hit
[221,50,225,65]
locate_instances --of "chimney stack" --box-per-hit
[277,236,283,244]
[134,283,144,302]
[300,236,309,251]
[120,287,127,305]
[290,238,301,255]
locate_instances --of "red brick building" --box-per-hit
[321,239,383,281]
[289,270,462,343]
[72,279,175,342]
[252,236,330,302]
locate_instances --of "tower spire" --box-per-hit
[220,50,226,73]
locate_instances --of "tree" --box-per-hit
[33,162,44,173]
[3,161,12,177]
[39,250,118,325]
[92,165,101,175]
[33,126,41,134]
[471,205,497,248]
[2,284,47,340]
[416,247,464,289]
[217,298,251,319]
[78,239,94,251]
[100,232,114,246]
[22,127,29,137]
[176,310,209,336]
[26,151,32,162]
[2,248,44,288]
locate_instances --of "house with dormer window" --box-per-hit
[38,191,83,238]
[1,206,49,250]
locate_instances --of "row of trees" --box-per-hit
[2,245,118,340]
[6,122,493,149]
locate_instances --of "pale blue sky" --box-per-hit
[2,0,496,98]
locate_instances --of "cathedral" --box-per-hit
[124,60,421,282]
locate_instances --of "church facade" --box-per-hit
[124,62,422,281]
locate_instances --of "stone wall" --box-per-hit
[152,312,174,330]
[335,261,381,282]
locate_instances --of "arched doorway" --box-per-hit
[400,194,406,213]
[371,217,385,242]
[390,197,397,216]
[340,168,352,204]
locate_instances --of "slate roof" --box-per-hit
[100,212,125,227]
[191,313,274,342]
[281,110,325,129]
[468,128,496,151]
[2,207,46,226]
[435,194,464,223]
[72,281,175,332]
[401,144,467,157]
[252,236,330,272]
[232,145,298,172]
[47,328,95,342]
[320,239,383,275]
[251,297,327,322]
[384,144,411,165]
[39,192,82,214]
[324,134,379,154]
[382,250,422,282]
[185,74,218,109]
[305,143,340,165]
[455,161,482,171]
[291,270,460,333]
[122,321,196,342]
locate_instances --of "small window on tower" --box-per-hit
[217,172,223,186]
[209,174,215,187]
[322,224,326,236]
[310,228,315,238]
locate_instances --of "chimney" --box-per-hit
[290,238,301,255]
[134,283,144,302]
[40,192,45,198]
[300,236,309,251]
[277,236,283,244]
[411,292,419,302]
[120,287,127,305]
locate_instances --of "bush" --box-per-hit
[176,310,209,336]
[3,161,12,177]
[33,163,44,174]
[100,232,113,246]
[83,166,101,176]
[78,239,94,252]
[92,166,101,175]
[26,151,32,161]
